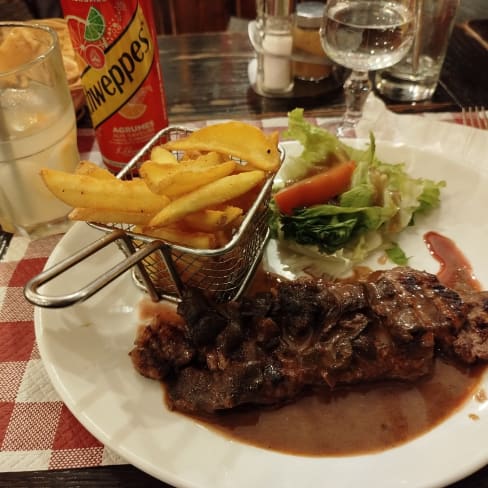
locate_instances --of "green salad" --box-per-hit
[269,109,446,277]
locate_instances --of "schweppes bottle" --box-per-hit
[61,0,169,172]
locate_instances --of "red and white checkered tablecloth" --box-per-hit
[0,112,464,473]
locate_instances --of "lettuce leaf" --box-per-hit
[271,109,446,276]
[280,204,389,254]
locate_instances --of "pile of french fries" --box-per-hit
[40,122,281,249]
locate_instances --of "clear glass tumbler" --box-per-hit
[374,0,460,101]
[0,22,79,239]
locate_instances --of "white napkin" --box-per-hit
[356,94,488,175]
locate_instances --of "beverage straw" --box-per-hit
[411,0,423,73]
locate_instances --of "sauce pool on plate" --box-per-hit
[424,230,482,292]
[190,359,482,456]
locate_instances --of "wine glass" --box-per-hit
[320,0,415,137]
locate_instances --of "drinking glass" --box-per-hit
[374,0,459,101]
[320,0,415,137]
[0,22,79,239]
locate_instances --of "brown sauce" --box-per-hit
[188,359,482,456]
[424,231,482,292]
[153,232,487,456]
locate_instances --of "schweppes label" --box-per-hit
[81,3,154,128]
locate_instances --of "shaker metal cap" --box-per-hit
[295,1,326,29]
[264,0,296,16]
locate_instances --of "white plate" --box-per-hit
[35,140,488,488]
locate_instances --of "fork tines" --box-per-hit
[461,106,488,130]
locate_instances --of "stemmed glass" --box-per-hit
[320,0,416,137]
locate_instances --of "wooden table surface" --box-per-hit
[3,1,488,487]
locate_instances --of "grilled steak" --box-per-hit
[130,267,488,414]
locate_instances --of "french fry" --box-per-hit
[69,207,154,225]
[164,161,237,197]
[215,229,232,248]
[139,162,179,188]
[148,170,265,228]
[139,225,217,249]
[145,151,226,173]
[180,149,203,160]
[231,161,260,172]
[224,185,263,213]
[75,160,116,180]
[150,146,178,164]
[40,169,170,213]
[180,151,226,165]
[140,152,231,195]
[164,122,281,171]
[141,160,237,197]
[139,157,222,191]
[183,206,243,232]
[41,121,274,255]
[149,149,224,168]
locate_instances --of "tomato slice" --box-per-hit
[274,161,356,215]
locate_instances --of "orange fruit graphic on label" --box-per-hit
[85,43,105,69]
[66,8,108,69]
[119,102,147,119]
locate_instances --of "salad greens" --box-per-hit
[270,108,445,276]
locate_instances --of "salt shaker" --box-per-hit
[257,0,295,95]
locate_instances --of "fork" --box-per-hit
[461,106,488,130]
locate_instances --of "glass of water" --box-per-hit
[0,22,79,239]
[320,0,415,137]
[374,0,460,102]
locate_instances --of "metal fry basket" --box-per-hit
[24,126,282,308]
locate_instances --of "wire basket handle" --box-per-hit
[24,229,167,308]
